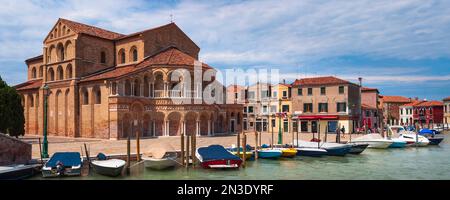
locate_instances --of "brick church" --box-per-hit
[15,18,242,139]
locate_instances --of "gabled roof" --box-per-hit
[25,55,43,64]
[81,47,211,82]
[415,101,443,107]
[292,76,355,86]
[59,18,125,40]
[380,95,411,103]
[14,79,42,91]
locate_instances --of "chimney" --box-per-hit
[283,79,286,84]
[358,77,362,87]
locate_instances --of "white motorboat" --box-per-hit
[388,126,430,147]
[397,133,430,147]
[351,134,394,149]
[91,158,126,177]
[294,140,352,156]
[142,152,179,170]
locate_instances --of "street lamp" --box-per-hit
[42,84,49,158]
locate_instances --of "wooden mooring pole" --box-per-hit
[237,131,241,157]
[38,138,43,164]
[254,130,258,160]
[185,135,190,168]
[126,135,131,175]
[242,133,247,168]
[181,133,185,166]
[136,131,141,162]
[191,133,196,168]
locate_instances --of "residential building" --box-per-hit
[361,87,381,129]
[241,82,273,132]
[399,100,422,126]
[444,97,450,125]
[291,76,361,134]
[380,96,411,125]
[14,18,242,139]
[269,83,292,134]
[413,101,444,127]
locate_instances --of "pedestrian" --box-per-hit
[341,126,346,138]
[335,126,341,143]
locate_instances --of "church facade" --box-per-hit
[15,18,243,139]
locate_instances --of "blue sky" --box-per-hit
[0,0,449,100]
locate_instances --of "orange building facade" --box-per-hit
[15,18,242,139]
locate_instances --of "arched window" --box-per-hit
[100,51,106,64]
[28,95,34,108]
[39,66,44,78]
[131,48,138,62]
[48,68,55,81]
[31,67,37,79]
[57,66,64,80]
[82,88,89,105]
[94,87,101,104]
[57,43,64,62]
[66,64,73,79]
[48,45,55,63]
[112,82,117,95]
[125,80,131,96]
[118,49,125,64]
[134,79,140,96]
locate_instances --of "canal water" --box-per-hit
[31,134,450,180]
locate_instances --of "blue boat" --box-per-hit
[389,139,407,148]
[419,129,444,145]
[257,149,283,159]
[295,140,351,156]
[295,147,328,157]
[42,152,83,178]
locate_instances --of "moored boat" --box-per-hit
[419,129,444,145]
[270,145,297,158]
[389,138,407,148]
[351,134,394,149]
[225,146,254,160]
[196,145,242,169]
[91,153,126,177]
[295,140,351,156]
[142,151,179,170]
[397,133,430,147]
[348,143,369,154]
[295,147,328,157]
[257,149,283,159]
[42,152,83,178]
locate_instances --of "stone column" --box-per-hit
[182,120,186,136]
[207,120,211,136]
[152,120,156,136]
[196,120,200,136]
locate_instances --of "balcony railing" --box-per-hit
[152,90,200,99]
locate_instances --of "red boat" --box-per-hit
[196,145,242,169]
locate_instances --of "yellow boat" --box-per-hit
[270,145,297,158]
[232,151,254,160]
[280,148,297,158]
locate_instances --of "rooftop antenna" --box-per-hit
[170,14,174,23]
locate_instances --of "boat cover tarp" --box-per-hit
[198,145,240,162]
[46,152,81,168]
[419,129,434,135]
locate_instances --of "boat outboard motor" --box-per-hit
[96,153,107,160]
[56,161,65,175]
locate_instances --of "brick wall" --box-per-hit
[0,133,32,165]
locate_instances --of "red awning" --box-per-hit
[297,115,339,120]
